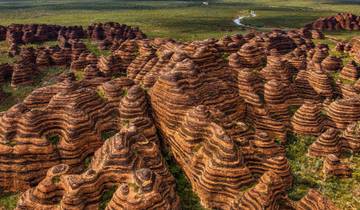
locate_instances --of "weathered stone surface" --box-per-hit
[11,61,36,87]
[17,126,179,210]
[0,82,118,192]
[305,13,360,31]
[294,189,339,210]
[327,98,360,129]
[350,36,360,63]
[341,122,360,152]
[291,101,325,135]
[0,27,354,209]
[339,60,359,82]
[234,171,286,210]
[323,154,352,178]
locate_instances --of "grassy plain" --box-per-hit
[0,0,358,40]
[0,0,360,209]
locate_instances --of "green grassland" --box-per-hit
[0,0,359,40]
[0,0,360,209]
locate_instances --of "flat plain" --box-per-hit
[0,0,360,209]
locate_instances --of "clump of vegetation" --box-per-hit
[47,134,60,145]
[330,71,355,85]
[74,70,84,81]
[84,39,110,57]
[99,185,117,210]
[221,52,230,61]
[163,150,205,210]
[1,84,38,111]
[0,193,19,210]
[288,105,300,116]
[52,176,61,184]
[101,130,117,141]
[83,156,92,170]
[122,89,128,97]
[0,66,66,111]
[128,182,140,193]
[5,140,17,147]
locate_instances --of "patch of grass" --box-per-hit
[163,151,205,210]
[0,66,66,111]
[122,89,128,97]
[313,36,354,66]
[100,130,117,141]
[331,71,355,85]
[83,156,92,170]
[0,193,19,210]
[96,88,107,100]
[47,134,60,145]
[0,41,16,64]
[1,84,38,111]
[324,30,360,42]
[83,39,111,57]
[74,70,84,81]
[99,185,117,210]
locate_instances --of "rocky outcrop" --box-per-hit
[327,98,360,129]
[0,83,118,192]
[70,52,89,70]
[148,44,292,208]
[87,22,146,42]
[321,56,343,73]
[323,154,352,178]
[260,52,292,83]
[312,46,329,64]
[51,48,71,66]
[341,122,360,152]
[215,34,245,53]
[16,126,179,210]
[236,42,266,68]
[36,49,52,67]
[234,171,286,210]
[100,77,135,109]
[11,61,36,87]
[98,55,122,76]
[305,13,360,31]
[113,39,139,70]
[294,70,321,101]
[5,24,86,46]
[0,27,355,209]
[83,64,103,80]
[350,36,360,63]
[70,40,87,61]
[307,64,334,97]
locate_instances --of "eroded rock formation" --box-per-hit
[323,154,352,178]
[305,13,360,31]
[0,26,356,210]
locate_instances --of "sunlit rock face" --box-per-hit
[305,13,360,31]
